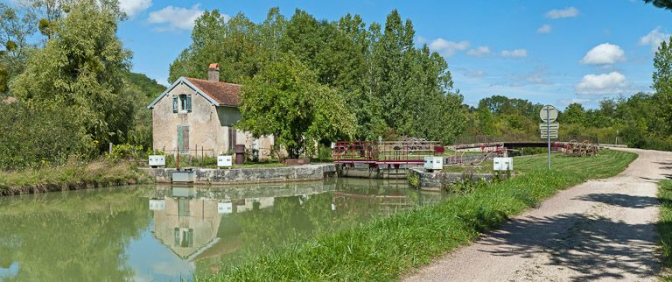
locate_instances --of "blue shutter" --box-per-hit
[187,94,192,113]
[172,96,178,113]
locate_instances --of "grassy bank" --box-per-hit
[197,150,637,281]
[658,180,672,281]
[0,160,151,195]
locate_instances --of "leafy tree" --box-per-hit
[0,3,37,82]
[11,0,132,151]
[123,72,166,148]
[237,54,356,158]
[562,103,587,125]
[169,10,270,84]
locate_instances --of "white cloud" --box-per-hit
[148,4,204,31]
[119,0,152,17]
[501,49,527,58]
[467,46,491,57]
[428,38,470,57]
[537,24,552,34]
[545,7,579,19]
[459,68,487,78]
[639,27,671,53]
[580,43,626,65]
[575,72,628,95]
[416,36,427,45]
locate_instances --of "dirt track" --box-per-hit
[404,148,669,282]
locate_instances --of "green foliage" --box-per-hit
[407,171,420,188]
[171,8,467,143]
[122,71,166,149]
[237,54,356,158]
[0,159,150,191]
[0,101,94,169]
[0,2,37,83]
[198,150,636,281]
[11,0,132,151]
[657,180,672,281]
[317,145,333,162]
[106,144,146,161]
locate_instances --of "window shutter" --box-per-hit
[187,94,192,113]
[172,96,178,113]
[183,126,190,152]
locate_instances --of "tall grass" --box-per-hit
[658,180,672,281]
[0,160,151,193]
[197,150,637,281]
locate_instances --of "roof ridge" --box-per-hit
[185,77,242,86]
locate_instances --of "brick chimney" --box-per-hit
[208,63,220,81]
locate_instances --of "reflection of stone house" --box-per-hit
[147,64,273,158]
[151,188,278,261]
[153,196,223,260]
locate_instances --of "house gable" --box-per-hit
[147,77,220,109]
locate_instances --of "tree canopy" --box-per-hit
[237,54,356,158]
[170,8,467,145]
[12,0,132,149]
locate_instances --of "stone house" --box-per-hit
[147,64,273,159]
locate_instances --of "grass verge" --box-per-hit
[196,150,637,281]
[0,160,151,195]
[658,180,672,281]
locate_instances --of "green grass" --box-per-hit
[196,149,637,281]
[0,160,151,193]
[441,149,635,176]
[514,150,637,177]
[658,180,672,281]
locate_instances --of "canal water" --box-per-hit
[0,178,445,282]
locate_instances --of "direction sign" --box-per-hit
[539,122,559,130]
[539,105,558,122]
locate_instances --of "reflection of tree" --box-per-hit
[0,188,151,282]
[195,180,444,276]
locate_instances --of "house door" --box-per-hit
[177,126,190,154]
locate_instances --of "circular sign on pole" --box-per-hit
[539,105,558,122]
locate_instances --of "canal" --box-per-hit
[0,178,445,282]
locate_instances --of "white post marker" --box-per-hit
[540,105,558,170]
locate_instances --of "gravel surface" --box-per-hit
[404,148,667,282]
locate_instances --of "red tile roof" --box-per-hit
[186,77,241,107]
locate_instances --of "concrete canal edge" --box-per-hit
[140,163,338,185]
[409,168,502,191]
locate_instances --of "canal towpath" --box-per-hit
[404,148,666,281]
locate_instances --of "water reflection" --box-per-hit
[0,178,444,281]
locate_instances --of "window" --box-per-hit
[177,94,192,113]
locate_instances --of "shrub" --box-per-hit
[0,101,94,169]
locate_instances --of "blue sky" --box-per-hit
[8,0,672,108]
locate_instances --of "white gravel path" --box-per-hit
[404,148,668,282]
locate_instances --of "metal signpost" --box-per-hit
[539,105,558,170]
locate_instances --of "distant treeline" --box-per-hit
[464,92,672,150]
